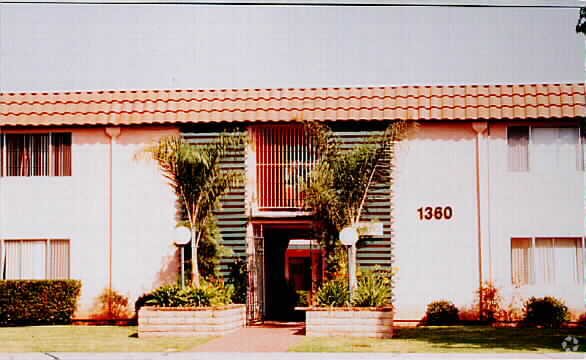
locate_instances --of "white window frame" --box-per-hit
[0,238,71,280]
[506,125,583,172]
[511,236,584,286]
[0,132,72,177]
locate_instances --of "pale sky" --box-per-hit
[0,3,584,92]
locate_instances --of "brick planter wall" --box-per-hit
[305,307,394,338]
[138,304,246,337]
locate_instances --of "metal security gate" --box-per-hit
[246,225,265,324]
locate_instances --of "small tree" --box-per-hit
[182,217,232,281]
[142,133,245,287]
[475,281,502,323]
[302,120,413,279]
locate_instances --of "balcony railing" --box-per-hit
[253,125,316,210]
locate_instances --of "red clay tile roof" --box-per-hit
[0,83,584,127]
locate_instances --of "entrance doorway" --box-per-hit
[255,224,321,321]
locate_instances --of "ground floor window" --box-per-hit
[1,239,70,280]
[511,237,584,286]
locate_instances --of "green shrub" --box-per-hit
[315,279,350,307]
[145,284,184,307]
[139,281,234,309]
[178,286,212,307]
[425,300,460,325]
[296,290,309,307]
[200,280,234,306]
[351,269,393,307]
[522,296,568,328]
[226,257,247,304]
[0,280,81,325]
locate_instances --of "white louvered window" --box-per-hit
[511,237,584,286]
[507,127,529,172]
[253,125,317,210]
[531,127,581,172]
[511,238,532,286]
[507,126,583,172]
[1,239,70,280]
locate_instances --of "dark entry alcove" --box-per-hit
[262,226,312,321]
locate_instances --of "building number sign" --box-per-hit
[417,206,453,220]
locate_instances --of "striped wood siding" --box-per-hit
[333,126,392,270]
[182,129,247,276]
[182,123,393,275]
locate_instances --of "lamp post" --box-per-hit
[173,227,192,288]
[340,222,385,293]
[340,226,358,292]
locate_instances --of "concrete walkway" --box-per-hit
[190,321,306,352]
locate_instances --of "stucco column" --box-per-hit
[105,127,121,292]
[472,121,488,320]
[0,129,3,261]
[580,117,586,308]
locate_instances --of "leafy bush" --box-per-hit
[138,281,234,309]
[145,284,185,307]
[497,293,524,322]
[425,300,460,325]
[315,279,350,307]
[476,281,502,323]
[351,269,393,307]
[91,288,132,319]
[226,257,247,304]
[522,296,568,328]
[201,280,234,306]
[178,286,212,307]
[0,280,81,325]
[296,290,309,307]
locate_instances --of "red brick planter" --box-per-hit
[305,306,394,338]
[138,304,246,337]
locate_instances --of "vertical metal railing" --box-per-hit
[246,224,265,325]
[254,125,316,210]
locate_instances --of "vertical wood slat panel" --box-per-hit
[183,130,247,277]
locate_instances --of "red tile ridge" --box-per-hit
[4,102,580,117]
[2,82,583,96]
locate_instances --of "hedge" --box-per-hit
[0,280,81,325]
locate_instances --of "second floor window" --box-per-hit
[253,125,317,209]
[1,133,71,177]
[507,126,583,172]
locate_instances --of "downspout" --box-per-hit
[105,127,121,294]
[486,123,493,283]
[472,121,487,321]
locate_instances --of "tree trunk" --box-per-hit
[191,228,200,288]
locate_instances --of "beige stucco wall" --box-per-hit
[393,122,479,320]
[392,121,585,321]
[0,126,180,317]
[1,121,583,320]
[487,122,584,315]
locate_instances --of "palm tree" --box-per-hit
[302,120,413,280]
[142,133,245,287]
